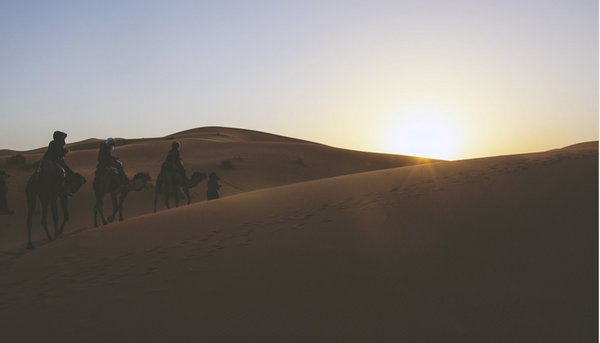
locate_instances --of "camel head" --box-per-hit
[187,171,207,188]
[68,173,87,194]
[192,171,207,182]
[130,172,152,191]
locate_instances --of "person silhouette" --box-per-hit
[164,141,187,182]
[97,138,128,188]
[43,131,73,178]
[207,172,221,201]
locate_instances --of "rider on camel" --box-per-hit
[43,131,74,178]
[41,131,75,195]
[98,138,128,188]
[164,141,187,182]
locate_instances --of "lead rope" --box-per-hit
[218,177,253,192]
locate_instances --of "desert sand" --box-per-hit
[0,127,597,342]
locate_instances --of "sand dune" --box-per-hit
[0,127,438,251]
[0,128,597,342]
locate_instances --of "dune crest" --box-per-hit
[0,128,597,342]
[0,127,440,250]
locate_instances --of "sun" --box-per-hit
[385,108,463,160]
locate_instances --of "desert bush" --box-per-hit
[5,154,26,167]
[221,159,233,169]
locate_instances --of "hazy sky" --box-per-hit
[1,0,597,160]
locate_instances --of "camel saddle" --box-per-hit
[31,159,65,179]
[95,164,119,177]
[160,161,182,173]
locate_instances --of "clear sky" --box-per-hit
[1,0,597,160]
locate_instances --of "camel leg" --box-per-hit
[153,189,159,213]
[94,195,107,227]
[50,197,59,239]
[57,195,69,238]
[174,187,180,208]
[40,200,53,243]
[93,202,99,228]
[26,188,36,249]
[118,191,128,221]
[164,187,171,210]
[154,175,163,213]
[107,192,119,223]
[183,187,192,205]
[96,202,108,227]
[93,198,100,228]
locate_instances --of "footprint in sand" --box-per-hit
[303,213,316,220]
[105,273,128,284]
[116,252,133,260]
[156,255,170,262]
[191,244,204,251]
[84,277,103,286]
[182,254,198,260]
[217,234,236,243]
[142,266,159,274]
[206,244,226,255]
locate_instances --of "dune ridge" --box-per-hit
[0,127,439,251]
[0,128,597,342]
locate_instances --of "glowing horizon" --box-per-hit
[0,1,597,160]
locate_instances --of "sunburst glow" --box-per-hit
[385,107,463,160]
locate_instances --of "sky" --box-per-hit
[0,0,597,160]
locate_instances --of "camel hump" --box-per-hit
[32,159,65,179]
[95,164,107,175]
[95,163,120,175]
[161,161,182,174]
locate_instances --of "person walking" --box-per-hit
[207,172,221,201]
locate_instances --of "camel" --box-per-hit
[153,167,207,213]
[26,160,86,249]
[0,170,15,215]
[93,168,151,228]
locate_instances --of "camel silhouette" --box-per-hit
[93,167,151,228]
[0,170,14,215]
[154,165,206,212]
[26,160,86,249]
